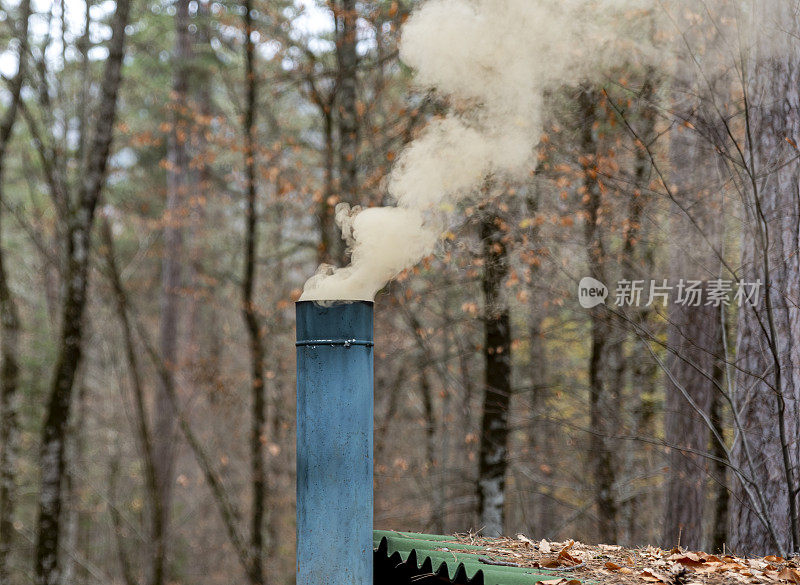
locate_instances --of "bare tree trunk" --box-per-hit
[662,74,725,549]
[419,363,443,533]
[185,0,213,382]
[34,0,131,580]
[405,307,448,534]
[0,214,22,584]
[615,72,657,546]
[625,332,658,545]
[300,31,338,267]
[523,181,555,537]
[579,87,618,543]
[335,0,358,213]
[709,380,728,552]
[262,189,287,576]
[662,301,719,549]
[318,107,337,265]
[317,0,359,265]
[241,0,267,580]
[61,382,87,585]
[36,229,88,585]
[0,0,31,579]
[731,34,800,555]
[108,453,137,585]
[477,208,511,537]
[153,0,191,570]
[101,220,165,585]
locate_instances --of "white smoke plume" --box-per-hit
[300,0,652,301]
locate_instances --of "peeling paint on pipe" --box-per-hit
[296,300,374,585]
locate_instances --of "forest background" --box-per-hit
[0,0,799,584]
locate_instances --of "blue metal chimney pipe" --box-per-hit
[296,300,374,585]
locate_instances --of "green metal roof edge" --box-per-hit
[373,530,486,551]
[374,530,473,543]
[374,530,575,585]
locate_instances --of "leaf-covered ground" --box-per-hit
[449,533,800,585]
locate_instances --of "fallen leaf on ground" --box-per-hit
[516,534,535,546]
[443,532,799,585]
[778,567,800,584]
[668,552,706,567]
[557,541,582,565]
[640,569,667,583]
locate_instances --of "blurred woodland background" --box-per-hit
[1,0,800,584]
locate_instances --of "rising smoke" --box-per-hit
[300,0,652,301]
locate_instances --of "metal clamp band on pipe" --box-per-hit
[296,300,374,585]
[295,339,374,347]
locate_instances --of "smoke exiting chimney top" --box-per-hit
[300,0,653,302]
